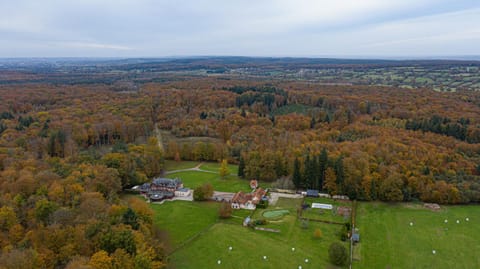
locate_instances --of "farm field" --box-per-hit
[167,197,348,269]
[354,202,480,269]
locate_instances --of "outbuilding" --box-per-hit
[306,189,319,197]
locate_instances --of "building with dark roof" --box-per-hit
[151,177,183,192]
[148,190,174,201]
[135,177,186,202]
[352,232,360,243]
[306,189,319,197]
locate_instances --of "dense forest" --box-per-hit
[1,58,480,268]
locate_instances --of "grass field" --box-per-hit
[199,162,238,175]
[167,171,253,193]
[169,222,345,269]
[164,160,239,175]
[151,201,220,249]
[164,160,201,170]
[163,161,272,192]
[168,197,347,269]
[355,202,480,269]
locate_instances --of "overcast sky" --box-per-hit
[1,0,479,58]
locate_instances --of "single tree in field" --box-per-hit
[219,159,229,179]
[219,202,233,219]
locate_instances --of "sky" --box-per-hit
[0,0,479,58]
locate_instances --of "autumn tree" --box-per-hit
[34,199,58,225]
[193,183,214,201]
[111,249,134,269]
[323,167,338,196]
[99,228,136,255]
[379,173,404,202]
[219,202,233,219]
[89,250,113,269]
[219,159,229,179]
[143,137,164,178]
[0,206,17,231]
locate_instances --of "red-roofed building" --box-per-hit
[250,179,258,189]
[231,188,266,210]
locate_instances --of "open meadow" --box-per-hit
[151,164,350,268]
[166,197,348,269]
[354,203,480,269]
[164,161,270,192]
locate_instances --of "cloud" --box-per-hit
[57,42,133,51]
[0,0,479,57]
[351,8,480,56]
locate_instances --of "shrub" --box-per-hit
[340,224,349,241]
[193,183,214,201]
[328,242,348,266]
[313,228,322,239]
[255,219,267,225]
[257,199,269,209]
[218,202,232,219]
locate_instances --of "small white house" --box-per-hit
[174,188,191,197]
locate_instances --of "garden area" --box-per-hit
[354,202,480,269]
[301,197,352,224]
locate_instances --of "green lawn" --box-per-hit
[355,202,480,269]
[164,161,271,192]
[164,160,238,174]
[151,201,220,249]
[168,197,347,269]
[167,171,253,193]
[169,222,345,269]
[199,162,238,175]
[164,160,200,170]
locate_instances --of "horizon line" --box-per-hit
[1,55,480,61]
